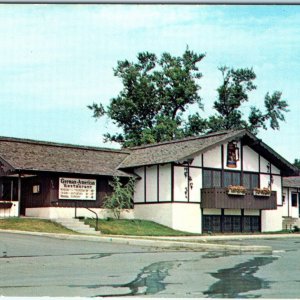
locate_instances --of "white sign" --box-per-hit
[59,177,96,200]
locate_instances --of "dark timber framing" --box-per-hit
[171,162,174,202]
[157,165,159,202]
[144,166,146,203]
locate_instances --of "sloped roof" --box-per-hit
[119,129,247,168]
[119,129,298,176]
[283,176,300,188]
[0,130,297,178]
[0,137,131,177]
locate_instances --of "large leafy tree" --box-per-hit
[207,67,289,135]
[88,48,207,147]
[89,50,289,147]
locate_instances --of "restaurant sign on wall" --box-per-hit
[59,177,96,200]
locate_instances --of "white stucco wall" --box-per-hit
[272,175,282,205]
[134,167,144,203]
[189,168,201,203]
[260,156,270,173]
[260,174,270,190]
[26,207,134,220]
[243,146,259,172]
[261,207,283,232]
[146,165,158,202]
[159,164,171,202]
[244,210,260,216]
[173,166,188,202]
[134,203,173,228]
[191,154,202,167]
[271,164,280,175]
[203,208,222,215]
[282,187,299,218]
[224,209,241,215]
[172,203,201,233]
[0,201,18,218]
[203,146,222,168]
[134,203,201,233]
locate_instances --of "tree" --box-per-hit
[103,177,135,219]
[207,67,289,135]
[89,50,289,147]
[294,159,300,170]
[88,48,206,147]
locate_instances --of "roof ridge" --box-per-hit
[0,136,130,154]
[128,129,243,150]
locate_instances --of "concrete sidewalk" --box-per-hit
[1,229,292,254]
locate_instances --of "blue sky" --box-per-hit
[0,5,299,163]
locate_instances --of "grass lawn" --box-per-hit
[84,218,198,236]
[0,218,76,234]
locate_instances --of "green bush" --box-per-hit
[103,177,135,219]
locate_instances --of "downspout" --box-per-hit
[287,187,290,217]
[17,172,21,217]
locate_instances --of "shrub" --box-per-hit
[103,177,135,219]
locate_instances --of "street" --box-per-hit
[1,232,300,298]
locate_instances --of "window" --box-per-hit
[0,179,17,200]
[292,193,298,207]
[243,173,259,189]
[33,184,40,194]
[203,169,221,188]
[224,171,241,187]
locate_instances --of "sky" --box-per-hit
[0,4,299,163]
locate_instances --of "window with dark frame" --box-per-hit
[204,169,260,189]
[243,173,259,189]
[203,169,221,188]
[0,179,17,200]
[224,171,241,187]
[291,193,298,207]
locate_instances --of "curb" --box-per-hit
[0,229,272,254]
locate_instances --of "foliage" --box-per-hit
[293,159,300,169]
[83,218,198,236]
[253,187,271,195]
[208,67,289,135]
[226,185,246,194]
[89,49,289,147]
[88,48,206,147]
[103,177,135,219]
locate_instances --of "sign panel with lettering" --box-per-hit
[59,177,97,200]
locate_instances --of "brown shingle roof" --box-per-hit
[283,176,300,188]
[119,129,298,177]
[0,137,131,177]
[1,130,297,178]
[119,130,247,168]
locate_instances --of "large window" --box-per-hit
[0,179,17,200]
[243,173,259,189]
[203,169,260,189]
[203,169,221,188]
[224,171,241,187]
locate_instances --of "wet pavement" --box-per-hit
[1,232,300,297]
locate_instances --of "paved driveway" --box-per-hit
[1,232,300,298]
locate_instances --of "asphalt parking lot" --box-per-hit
[1,232,300,298]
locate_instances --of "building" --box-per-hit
[0,129,298,233]
[0,137,133,219]
[282,176,300,229]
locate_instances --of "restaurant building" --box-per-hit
[0,129,298,233]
